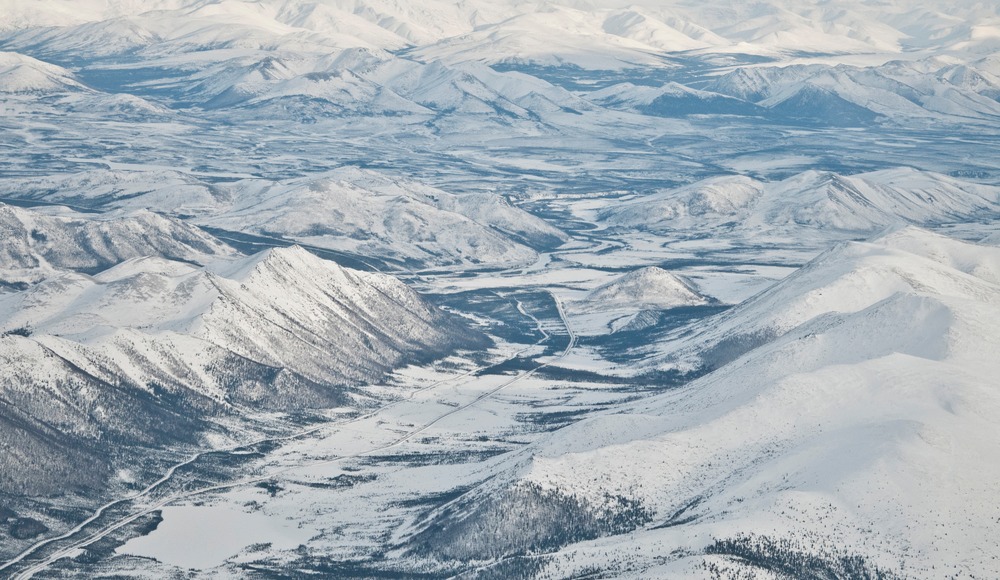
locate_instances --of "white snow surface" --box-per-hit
[199,166,566,268]
[118,504,316,569]
[0,243,466,405]
[0,203,237,286]
[2,0,998,66]
[0,169,228,214]
[519,227,1000,577]
[1,0,999,577]
[582,266,708,311]
[0,51,86,93]
[603,168,1000,238]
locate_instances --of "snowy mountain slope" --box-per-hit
[198,167,565,269]
[587,81,763,117]
[937,62,1000,101]
[3,0,998,52]
[401,1,1000,67]
[600,174,766,231]
[57,90,174,119]
[0,0,999,575]
[565,266,712,336]
[0,203,236,288]
[0,0,187,32]
[749,168,1000,232]
[602,168,1000,238]
[0,169,228,214]
[0,167,567,271]
[3,0,998,65]
[0,51,86,93]
[184,54,306,107]
[240,57,592,119]
[1,17,168,59]
[0,0,512,69]
[1,246,477,391]
[582,266,708,311]
[706,58,1000,125]
[648,226,1000,372]
[408,7,702,70]
[0,51,171,119]
[309,169,567,249]
[704,64,823,103]
[0,332,209,496]
[760,81,887,125]
[602,8,726,52]
[764,65,1000,124]
[71,40,593,121]
[0,7,346,61]
[876,226,1000,285]
[404,229,1000,578]
[368,58,595,117]
[437,191,568,250]
[269,0,517,47]
[0,0,512,42]
[272,3,411,51]
[661,0,999,53]
[708,3,906,53]
[3,0,998,130]
[0,245,484,495]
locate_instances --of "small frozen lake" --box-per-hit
[117,504,315,569]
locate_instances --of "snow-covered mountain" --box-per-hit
[603,168,1000,239]
[0,169,227,215]
[644,226,1000,370]
[3,0,997,130]
[404,228,1000,578]
[566,266,711,335]
[0,241,484,495]
[0,49,172,121]
[0,168,567,270]
[0,50,86,93]
[582,266,708,311]
[751,168,1000,232]
[2,0,997,59]
[198,167,567,269]
[587,81,763,117]
[0,202,485,497]
[408,7,687,70]
[2,245,478,396]
[0,203,236,288]
[705,57,1000,125]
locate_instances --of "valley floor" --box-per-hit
[0,257,648,578]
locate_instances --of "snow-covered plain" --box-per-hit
[1,1,999,578]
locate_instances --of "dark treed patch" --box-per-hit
[2,326,32,337]
[703,534,903,579]
[10,516,49,539]
[405,482,653,562]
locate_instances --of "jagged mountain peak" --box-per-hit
[208,244,324,281]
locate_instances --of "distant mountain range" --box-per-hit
[1,1,998,577]
[602,167,1000,239]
